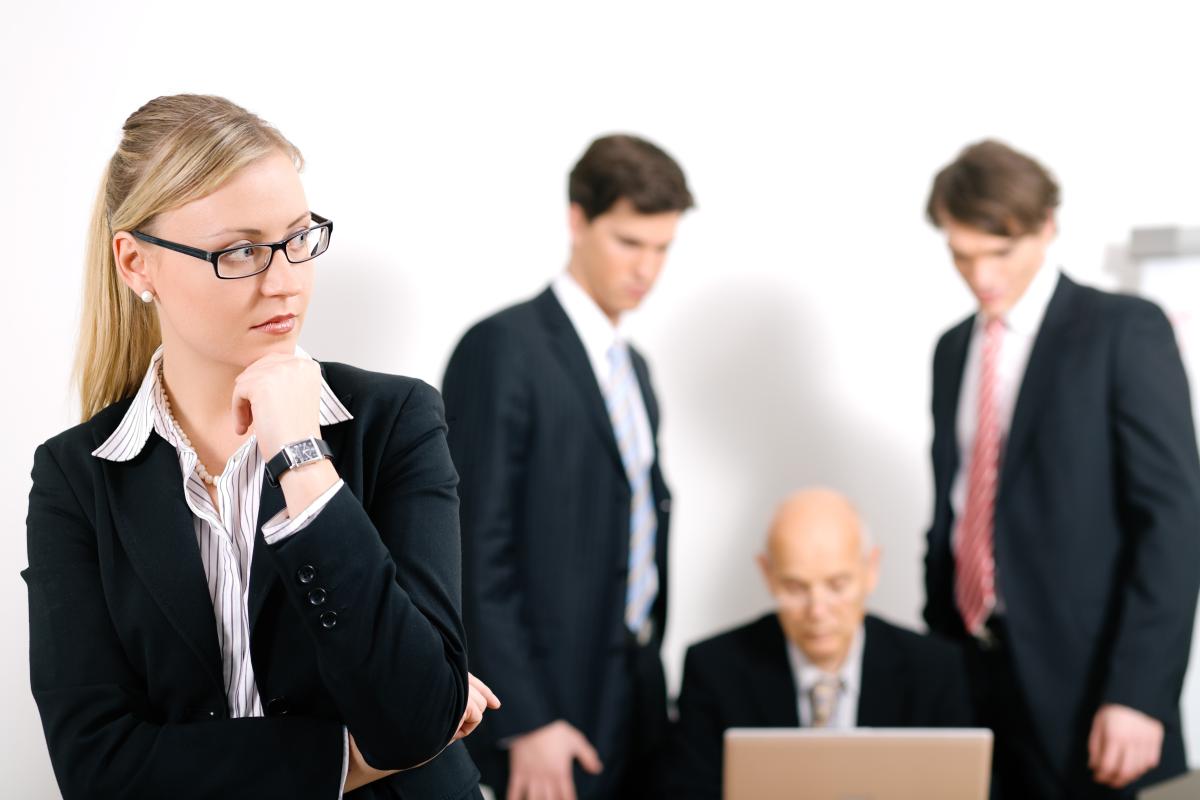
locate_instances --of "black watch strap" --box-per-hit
[265,437,333,486]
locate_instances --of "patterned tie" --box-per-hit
[604,343,659,642]
[809,675,843,728]
[956,317,1004,636]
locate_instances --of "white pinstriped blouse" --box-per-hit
[92,346,352,770]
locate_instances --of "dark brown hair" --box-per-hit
[569,134,694,221]
[926,139,1060,237]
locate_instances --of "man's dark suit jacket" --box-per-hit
[668,613,974,800]
[925,273,1200,789]
[23,364,481,799]
[443,287,672,797]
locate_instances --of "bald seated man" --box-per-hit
[667,489,974,799]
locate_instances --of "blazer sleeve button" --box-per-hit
[320,611,338,630]
[266,697,290,716]
[307,588,327,606]
[296,565,317,585]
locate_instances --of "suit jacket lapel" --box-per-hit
[102,434,224,693]
[630,349,660,437]
[857,616,906,726]
[1000,273,1077,492]
[751,616,802,727]
[935,316,974,484]
[534,288,625,475]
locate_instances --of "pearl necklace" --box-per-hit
[159,363,221,486]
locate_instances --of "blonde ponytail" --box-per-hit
[73,95,302,421]
[74,162,161,421]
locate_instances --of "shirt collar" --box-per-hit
[983,262,1060,337]
[786,622,865,699]
[92,344,353,462]
[551,271,626,369]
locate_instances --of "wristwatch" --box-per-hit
[265,437,333,486]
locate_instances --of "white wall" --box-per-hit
[3,1,1199,795]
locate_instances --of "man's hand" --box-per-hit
[507,720,603,800]
[1089,703,1163,789]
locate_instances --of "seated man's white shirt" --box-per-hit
[786,624,864,729]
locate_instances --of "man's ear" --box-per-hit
[567,203,589,244]
[756,552,775,591]
[1038,212,1058,242]
[863,546,881,595]
[113,231,155,297]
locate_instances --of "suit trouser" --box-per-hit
[965,619,1135,800]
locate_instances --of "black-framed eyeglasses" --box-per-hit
[131,213,333,280]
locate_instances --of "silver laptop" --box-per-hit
[724,728,992,800]
[1141,770,1200,800]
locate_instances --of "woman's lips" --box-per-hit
[252,315,296,335]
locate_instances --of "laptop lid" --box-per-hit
[724,728,993,800]
[1140,770,1200,800]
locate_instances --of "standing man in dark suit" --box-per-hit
[669,488,973,800]
[923,139,1200,798]
[443,134,694,800]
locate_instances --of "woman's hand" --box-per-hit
[343,674,500,792]
[233,353,336,517]
[231,352,323,461]
[454,673,501,742]
[344,733,398,793]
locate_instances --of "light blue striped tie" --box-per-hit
[604,343,659,641]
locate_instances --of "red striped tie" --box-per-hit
[956,317,1003,636]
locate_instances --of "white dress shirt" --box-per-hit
[92,344,354,796]
[786,625,865,729]
[951,264,1060,607]
[551,272,655,473]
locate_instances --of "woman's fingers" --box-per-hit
[468,672,502,709]
[450,674,500,742]
[228,353,323,456]
[453,685,487,741]
[230,383,254,435]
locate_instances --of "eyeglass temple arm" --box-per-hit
[130,231,212,261]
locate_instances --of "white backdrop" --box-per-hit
[3,1,1200,795]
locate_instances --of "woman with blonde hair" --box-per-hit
[24,94,497,799]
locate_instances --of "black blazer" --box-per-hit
[23,363,481,799]
[443,287,672,794]
[925,274,1200,786]
[667,613,974,800]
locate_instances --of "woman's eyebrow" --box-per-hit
[206,212,311,238]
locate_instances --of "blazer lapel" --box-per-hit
[935,316,974,483]
[751,616,802,727]
[1000,274,1077,491]
[248,382,355,636]
[534,288,625,475]
[857,616,906,726]
[103,434,224,693]
[630,349,660,437]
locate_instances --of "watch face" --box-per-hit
[288,439,321,465]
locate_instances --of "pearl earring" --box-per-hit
[140,290,154,303]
